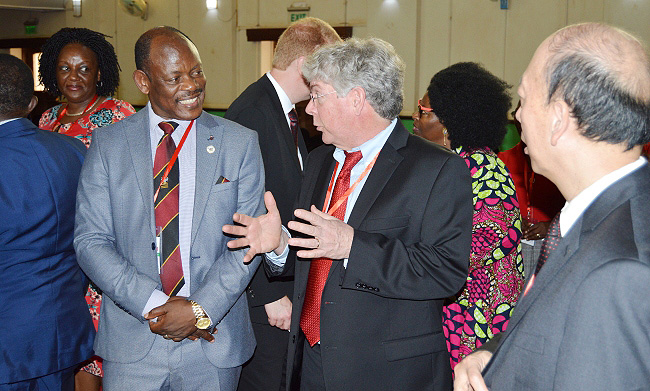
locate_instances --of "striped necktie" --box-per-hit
[154,121,184,296]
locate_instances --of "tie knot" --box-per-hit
[159,121,179,135]
[342,151,363,171]
[288,109,299,125]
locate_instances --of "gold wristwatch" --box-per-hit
[189,300,211,330]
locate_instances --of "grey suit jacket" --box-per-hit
[74,109,265,368]
[482,162,650,390]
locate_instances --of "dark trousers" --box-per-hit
[238,322,289,391]
[300,341,327,391]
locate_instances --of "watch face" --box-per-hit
[196,317,211,330]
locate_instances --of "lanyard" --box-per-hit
[322,151,381,216]
[153,119,194,203]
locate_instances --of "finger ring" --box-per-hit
[315,238,320,248]
[164,334,169,339]
[536,234,541,238]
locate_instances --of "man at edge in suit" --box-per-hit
[224,38,473,391]
[225,17,341,391]
[0,53,94,390]
[454,23,650,391]
[74,27,267,390]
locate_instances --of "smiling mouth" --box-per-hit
[178,96,200,105]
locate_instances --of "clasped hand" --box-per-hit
[145,296,216,342]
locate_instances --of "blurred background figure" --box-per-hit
[0,53,94,391]
[498,101,564,283]
[38,27,135,146]
[413,62,524,369]
[37,27,135,391]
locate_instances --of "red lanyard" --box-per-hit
[322,151,380,216]
[153,119,194,203]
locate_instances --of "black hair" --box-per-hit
[39,27,121,97]
[0,53,34,118]
[428,62,512,152]
[135,26,194,75]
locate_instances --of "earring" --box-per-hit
[97,80,103,89]
[443,128,448,147]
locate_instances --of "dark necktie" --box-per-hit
[300,151,363,347]
[154,121,184,296]
[535,212,561,275]
[524,212,561,296]
[288,108,299,147]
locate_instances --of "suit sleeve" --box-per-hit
[74,129,161,321]
[341,154,473,300]
[188,131,266,323]
[553,259,650,390]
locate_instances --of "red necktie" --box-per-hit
[154,121,184,296]
[288,108,299,147]
[524,212,561,296]
[300,151,363,346]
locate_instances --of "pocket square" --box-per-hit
[216,176,230,185]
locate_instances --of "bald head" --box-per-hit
[542,23,650,149]
[135,26,195,75]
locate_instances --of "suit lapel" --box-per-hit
[503,163,649,333]
[261,75,304,171]
[346,122,408,229]
[125,110,155,233]
[192,112,222,245]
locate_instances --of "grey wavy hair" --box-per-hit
[302,37,405,119]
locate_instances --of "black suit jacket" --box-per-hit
[285,122,473,391]
[482,162,650,390]
[225,75,306,323]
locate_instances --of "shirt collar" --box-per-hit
[0,118,20,126]
[266,72,295,115]
[560,156,646,236]
[147,102,192,134]
[333,118,397,165]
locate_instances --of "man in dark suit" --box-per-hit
[224,37,473,391]
[454,23,650,391]
[74,27,266,390]
[225,18,340,391]
[0,53,94,390]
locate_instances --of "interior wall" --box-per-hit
[0,0,648,114]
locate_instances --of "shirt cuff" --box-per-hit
[142,289,170,318]
[265,225,290,272]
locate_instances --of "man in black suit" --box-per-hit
[454,23,650,391]
[225,17,341,391]
[224,37,473,391]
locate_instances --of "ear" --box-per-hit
[26,95,38,115]
[550,100,571,146]
[133,69,150,95]
[349,86,366,116]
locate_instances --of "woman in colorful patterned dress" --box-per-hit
[412,62,524,370]
[38,27,135,391]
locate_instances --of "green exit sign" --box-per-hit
[289,12,308,23]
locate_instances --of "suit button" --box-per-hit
[355,283,362,288]
[151,242,156,250]
[292,335,296,343]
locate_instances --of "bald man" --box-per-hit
[454,23,650,391]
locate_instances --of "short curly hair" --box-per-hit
[39,27,121,97]
[427,62,512,152]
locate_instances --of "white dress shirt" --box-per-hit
[559,157,646,237]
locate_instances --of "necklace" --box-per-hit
[59,95,99,119]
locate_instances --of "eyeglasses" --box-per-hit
[309,90,336,103]
[417,99,436,117]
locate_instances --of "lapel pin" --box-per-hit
[207,145,215,154]
[208,135,214,140]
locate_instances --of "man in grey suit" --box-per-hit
[454,23,650,390]
[74,27,265,390]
